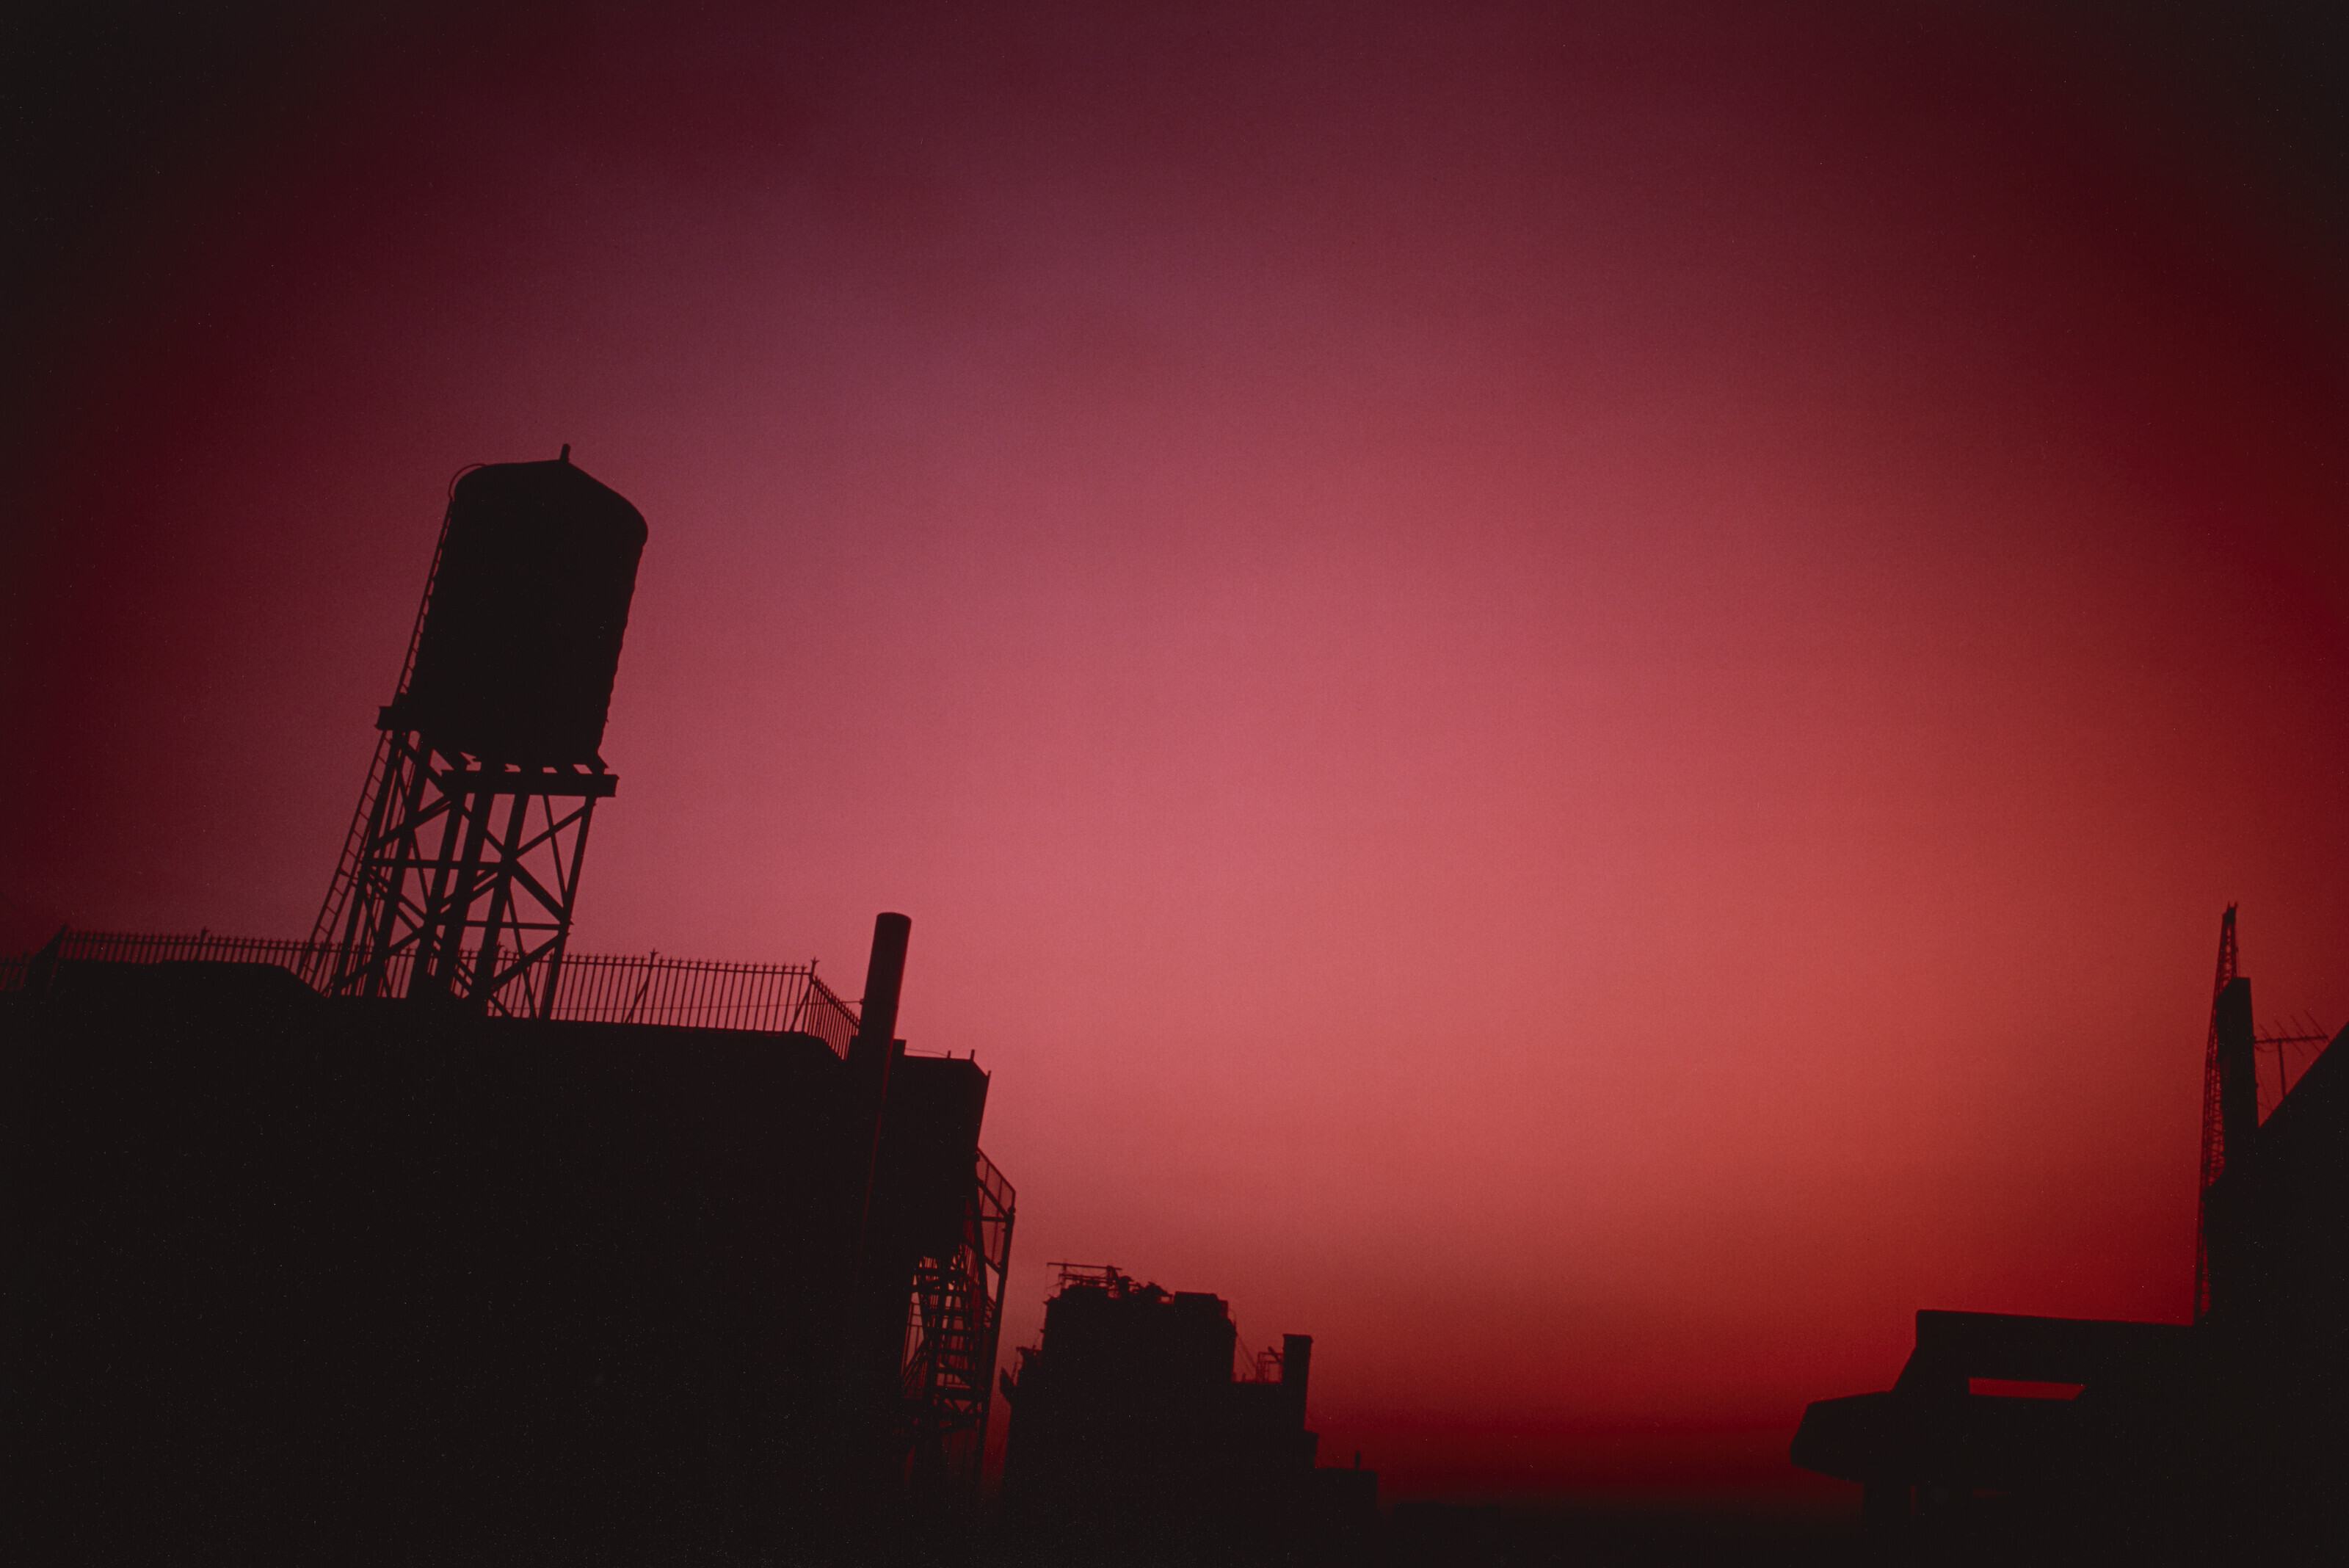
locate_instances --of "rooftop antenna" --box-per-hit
[2254,1012,2333,1114]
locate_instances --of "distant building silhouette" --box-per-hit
[999,1264,1376,1561]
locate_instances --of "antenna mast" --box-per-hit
[2192,905,2237,1323]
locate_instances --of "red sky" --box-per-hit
[7,1,2347,1506]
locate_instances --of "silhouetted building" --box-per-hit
[1793,930,2349,1563]
[1793,1310,2200,1558]
[999,1264,1376,1561]
[2195,1001,2349,1559]
[2,454,1015,1565]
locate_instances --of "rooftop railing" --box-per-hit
[0,929,862,1057]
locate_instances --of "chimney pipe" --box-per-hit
[852,912,911,1060]
[846,913,911,1287]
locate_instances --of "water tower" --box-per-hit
[307,451,647,1015]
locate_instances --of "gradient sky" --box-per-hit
[7,1,2348,1505]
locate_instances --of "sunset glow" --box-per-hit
[7,2,2345,1504]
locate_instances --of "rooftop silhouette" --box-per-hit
[1793,911,2349,1563]
[4,458,1020,1564]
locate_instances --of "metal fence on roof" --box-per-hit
[0,929,860,1056]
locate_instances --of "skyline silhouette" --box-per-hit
[7,0,2347,1520]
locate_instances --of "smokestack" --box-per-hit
[846,913,912,1268]
[838,912,919,1510]
[2216,976,2258,1163]
[852,912,911,1061]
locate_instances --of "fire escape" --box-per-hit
[904,1150,1017,1490]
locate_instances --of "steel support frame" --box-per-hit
[311,726,611,1017]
